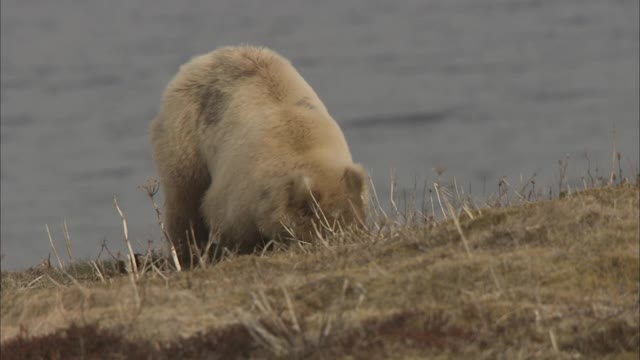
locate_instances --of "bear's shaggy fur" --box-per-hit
[150,45,367,265]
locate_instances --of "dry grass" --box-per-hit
[1,180,638,359]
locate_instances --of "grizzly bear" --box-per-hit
[150,45,367,266]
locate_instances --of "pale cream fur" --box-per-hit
[151,45,367,265]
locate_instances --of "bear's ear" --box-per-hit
[342,164,367,194]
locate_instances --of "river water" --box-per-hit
[1,0,638,270]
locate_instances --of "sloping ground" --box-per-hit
[1,184,638,359]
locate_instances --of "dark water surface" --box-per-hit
[2,0,638,269]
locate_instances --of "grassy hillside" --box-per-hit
[1,183,638,359]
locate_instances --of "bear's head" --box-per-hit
[279,163,369,241]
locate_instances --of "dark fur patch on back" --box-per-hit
[198,84,227,126]
[295,96,316,110]
[191,48,291,125]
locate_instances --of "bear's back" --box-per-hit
[171,46,311,104]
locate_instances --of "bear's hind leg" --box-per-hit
[164,180,210,267]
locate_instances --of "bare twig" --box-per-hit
[609,122,617,185]
[368,174,388,219]
[45,224,64,269]
[62,218,75,264]
[113,196,139,278]
[139,178,182,272]
[443,195,472,258]
[90,260,107,283]
[282,287,301,333]
[433,183,448,220]
[390,168,402,219]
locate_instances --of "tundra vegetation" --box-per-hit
[1,161,638,359]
